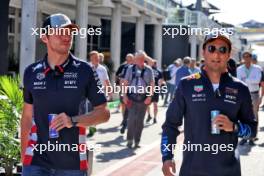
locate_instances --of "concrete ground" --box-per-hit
[89,102,264,176]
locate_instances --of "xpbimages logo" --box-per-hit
[30,141,102,154]
[162,141,234,155]
[163,25,234,38]
[96,83,168,96]
[31,26,102,38]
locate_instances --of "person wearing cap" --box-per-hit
[236,51,262,145]
[21,13,110,176]
[161,31,257,176]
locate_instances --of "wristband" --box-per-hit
[233,123,238,133]
[70,116,78,127]
[71,116,78,122]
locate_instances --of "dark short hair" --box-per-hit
[242,51,252,58]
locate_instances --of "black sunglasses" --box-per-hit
[207,45,229,54]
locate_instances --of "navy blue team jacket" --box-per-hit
[161,69,257,176]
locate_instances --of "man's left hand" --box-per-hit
[213,114,234,132]
[50,113,73,131]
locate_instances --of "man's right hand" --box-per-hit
[162,160,176,176]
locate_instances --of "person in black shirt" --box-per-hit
[146,60,164,124]
[115,54,134,134]
[21,14,110,176]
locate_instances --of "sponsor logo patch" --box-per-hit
[36,73,45,81]
[225,87,238,95]
[194,85,204,92]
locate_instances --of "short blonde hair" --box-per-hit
[89,50,99,57]
[126,53,134,59]
[98,53,104,58]
[98,53,104,62]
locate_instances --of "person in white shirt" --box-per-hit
[89,51,113,100]
[236,51,262,145]
[87,51,113,137]
[98,52,110,74]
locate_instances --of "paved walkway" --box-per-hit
[90,103,264,176]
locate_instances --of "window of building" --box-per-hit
[8,18,15,34]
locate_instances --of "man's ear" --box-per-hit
[41,35,48,44]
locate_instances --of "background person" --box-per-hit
[146,60,164,124]
[163,59,182,106]
[115,53,134,134]
[123,51,154,148]
[237,51,262,145]
[89,51,113,101]
[189,58,200,74]
[175,56,191,89]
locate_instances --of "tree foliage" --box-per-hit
[0,76,23,175]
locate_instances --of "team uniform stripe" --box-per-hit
[23,118,38,166]
[78,127,88,170]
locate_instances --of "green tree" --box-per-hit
[0,76,23,176]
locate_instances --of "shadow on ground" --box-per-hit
[97,126,120,134]
[97,135,126,148]
[96,147,136,163]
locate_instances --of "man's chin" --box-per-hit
[57,48,70,54]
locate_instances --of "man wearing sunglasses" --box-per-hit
[236,51,262,146]
[161,31,257,176]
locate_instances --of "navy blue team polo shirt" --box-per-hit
[23,53,106,170]
[161,70,257,176]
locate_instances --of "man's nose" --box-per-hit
[211,50,222,57]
